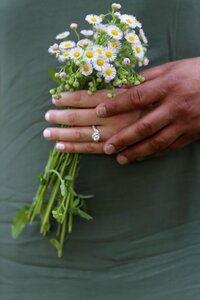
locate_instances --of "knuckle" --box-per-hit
[67,111,78,125]
[129,87,143,107]
[136,121,153,136]
[85,144,96,153]
[150,136,168,151]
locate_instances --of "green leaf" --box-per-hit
[11,206,29,239]
[77,194,94,200]
[69,207,93,221]
[64,175,73,181]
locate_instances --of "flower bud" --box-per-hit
[122,58,131,65]
[70,23,78,29]
[112,3,121,10]
[60,72,66,78]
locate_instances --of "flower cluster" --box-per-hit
[48,3,149,97]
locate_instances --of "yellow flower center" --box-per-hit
[83,65,90,72]
[126,18,133,24]
[97,59,105,66]
[129,36,135,42]
[136,46,141,53]
[105,68,112,76]
[63,52,69,57]
[74,51,80,57]
[86,51,94,58]
[91,17,97,22]
[64,43,71,48]
[111,29,119,36]
[112,41,118,48]
[96,49,103,54]
[105,51,112,58]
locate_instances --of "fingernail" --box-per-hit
[96,106,107,117]
[117,156,129,165]
[43,129,51,138]
[56,143,65,150]
[45,112,50,121]
[52,96,56,105]
[105,144,116,155]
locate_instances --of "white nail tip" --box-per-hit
[56,143,65,150]
[45,112,50,121]
[43,129,51,138]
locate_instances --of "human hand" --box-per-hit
[43,89,143,153]
[96,57,200,164]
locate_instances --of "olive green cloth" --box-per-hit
[1,0,200,299]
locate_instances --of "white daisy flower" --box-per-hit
[95,24,107,32]
[93,56,107,71]
[112,3,121,10]
[80,30,94,36]
[108,40,121,51]
[56,31,70,40]
[102,63,116,81]
[107,25,123,40]
[119,14,142,29]
[104,47,117,62]
[84,49,97,62]
[93,45,104,56]
[77,39,93,48]
[125,32,140,44]
[70,23,78,29]
[59,40,76,51]
[70,47,84,60]
[48,43,59,54]
[80,62,93,76]
[139,29,148,44]
[132,43,144,59]
[85,14,102,25]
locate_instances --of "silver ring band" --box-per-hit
[92,125,100,142]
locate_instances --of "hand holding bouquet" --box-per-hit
[12,3,149,257]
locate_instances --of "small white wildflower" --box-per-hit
[85,14,102,25]
[56,31,70,40]
[70,23,78,29]
[102,63,116,81]
[107,25,123,40]
[80,30,94,36]
[122,58,131,65]
[104,47,117,62]
[132,43,144,59]
[84,49,97,62]
[58,55,68,62]
[59,41,76,50]
[80,62,93,76]
[125,32,140,44]
[139,29,148,44]
[70,47,84,60]
[95,24,107,32]
[93,45,104,56]
[77,39,93,48]
[112,3,121,10]
[48,43,59,54]
[119,14,136,28]
[93,56,107,71]
[108,40,121,51]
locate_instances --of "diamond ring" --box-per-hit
[92,125,100,142]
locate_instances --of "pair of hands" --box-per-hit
[43,57,200,164]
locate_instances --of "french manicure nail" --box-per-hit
[117,156,129,165]
[43,129,51,138]
[96,106,107,117]
[45,112,50,121]
[105,144,116,155]
[56,143,65,150]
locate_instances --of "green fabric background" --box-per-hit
[0,0,200,299]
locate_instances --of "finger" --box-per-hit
[96,77,168,117]
[115,124,180,164]
[45,108,104,126]
[55,141,104,154]
[139,61,175,81]
[43,126,109,142]
[53,88,127,108]
[168,135,192,151]
[104,103,172,154]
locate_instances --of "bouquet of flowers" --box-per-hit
[11,3,149,257]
